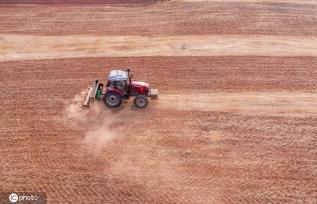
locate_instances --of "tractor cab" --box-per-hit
[107,70,129,86]
[106,70,131,98]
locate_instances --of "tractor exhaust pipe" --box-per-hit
[127,69,132,83]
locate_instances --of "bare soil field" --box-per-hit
[0,1,316,204]
[1,35,317,62]
[0,1,317,36]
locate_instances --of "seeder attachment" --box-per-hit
[83,80,99,107]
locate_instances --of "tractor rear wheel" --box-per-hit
[134,95,148,108]
[104,93,122,108]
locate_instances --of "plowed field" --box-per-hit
[0,1,316,203]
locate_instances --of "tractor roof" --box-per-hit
[108,70,128,81]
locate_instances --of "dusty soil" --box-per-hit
[1,35,317,61]
[0,1,317,36]
[0,1,316,204]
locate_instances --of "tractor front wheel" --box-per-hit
[104,93,122,108]
[134,95,148,108]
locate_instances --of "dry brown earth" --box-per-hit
[0,1,316,203]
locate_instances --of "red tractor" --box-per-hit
[83,69,158,108]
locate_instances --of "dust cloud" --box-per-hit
[63,91,150,154]
[63,91,317,150]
